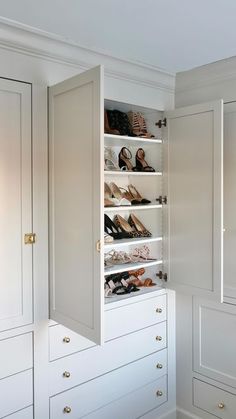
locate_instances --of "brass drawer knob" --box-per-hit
[156,308,162,313]
[63,406,72,413]
[156,363,163,369]
[156,336,162,341]
[63,371,71,378]
[63,337,71,343]
[218,402,225,409]
[156,390,163,397]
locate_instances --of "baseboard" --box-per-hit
[177,407,201,419]
[159,409,177,419]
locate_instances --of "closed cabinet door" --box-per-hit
[164,100,224,301]
[49,66,104,344]
[0,79,32,331]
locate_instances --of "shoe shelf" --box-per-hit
[105,284,163,304]
[104,203,162,212]
[104,133,162,146]
[104,170,162,176]
[104,236,162,250]
[104,259,163,276]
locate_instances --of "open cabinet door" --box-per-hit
[164,100,223,301]
[49,66,104,344]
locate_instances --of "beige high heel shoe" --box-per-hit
[128,184,151,204]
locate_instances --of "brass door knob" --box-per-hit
[218,402,225,409]
[63,337,71,343]
[63,406,71,413]
[156,390,163,397]
[156,308,163,313]
[63,371,71,378]
[156,363,163,369]
[156,336,162,341]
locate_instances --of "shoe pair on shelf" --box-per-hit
[104,182,151,207]
[119,147,155,172]
[104,109,155,139]
[104,214,152,240]
[104,245,157,268]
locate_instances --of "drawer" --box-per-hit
[0,332,33,379]
[49,324,95,361]
[105,294,167,340]
[85,376,167,419]
[6,406,33,419]
[50,362,167,419]
[49,322,166,395]
[0,369,33,418]
[193,378,236,419]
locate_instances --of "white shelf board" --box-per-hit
[104,203,162,212]
[104,170,162,176]
[105,285,163,305]
[104,236,162,249]
[104,133,162,145]
[104,260,162,276]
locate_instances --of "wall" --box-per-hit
[175,57,236,419]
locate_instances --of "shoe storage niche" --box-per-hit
[103,99,166,302]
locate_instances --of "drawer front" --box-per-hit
[50,365,167,419]
[105,294,167,341]
[194,378,236,419]
[6,406,33,419]
[49,322,166,395]
[0,369,33,418]
[85,376,167,419]
[49,324,95,361]
[0,332,33,379]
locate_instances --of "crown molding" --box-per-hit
[0,17,175,93]
[176,56,236,93]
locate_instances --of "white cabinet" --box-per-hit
[49,65,224,344]
[0,78,33,331]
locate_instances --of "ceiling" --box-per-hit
[0,0,236,73]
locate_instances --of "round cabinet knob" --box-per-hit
[156,390,163,397]
[156,336,162,341]
[218,402,225,409]
[63,406,72,413]
[63,337,71,343]
[156,363,163,369]
[63,371,71,378]
[156,308,163,313]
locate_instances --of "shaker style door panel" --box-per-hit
[49,66,104,344]
[165,101,223,299]
[223,102,236,303]
[0,79,32,331]
[193,298,236,388]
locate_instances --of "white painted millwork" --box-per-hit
[0,332,32,379]
[0,78,32,332]
[5,407,33,419]
[49,66,104,345]
[0,369,33,417]
[194,378,236,419]
[165,101,224,300]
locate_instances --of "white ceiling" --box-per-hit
[0,0,236,73]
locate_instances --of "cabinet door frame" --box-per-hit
[0,78,33,331]
[49,65,104,345]
[164,100,223,301]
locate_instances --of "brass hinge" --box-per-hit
[24,233,36,245]
[155,118,167,128]
[156,271,168,282]
[156,195,167,205]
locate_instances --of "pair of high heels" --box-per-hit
[119,147,155,172]
[104,182,151,207]
[104,245,156,268]
[104,214,152,240]
[114,214,152,238]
